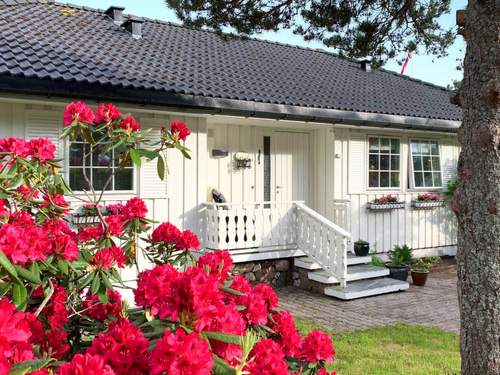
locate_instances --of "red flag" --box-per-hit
[400,52,413,75]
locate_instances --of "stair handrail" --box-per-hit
[294,202,350,288]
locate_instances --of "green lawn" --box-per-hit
[295,319,460,375]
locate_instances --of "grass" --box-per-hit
[295,318,460,375]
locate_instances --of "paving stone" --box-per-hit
[277,262,459,334]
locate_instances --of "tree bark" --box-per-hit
[455,1,500,374]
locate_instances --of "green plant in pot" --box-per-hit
[386,245,413,281]
[353,239,370,256]
[410,256,441,286]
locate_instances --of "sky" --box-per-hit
[68,0,466,88]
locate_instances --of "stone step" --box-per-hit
[308,264,389,284]
[294,254,372,270]
[324,277,409,300]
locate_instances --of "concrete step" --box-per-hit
[294,254,372,270]
[324,277,409,300]
[308,264,389,284]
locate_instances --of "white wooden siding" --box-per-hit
[322,128,459,253]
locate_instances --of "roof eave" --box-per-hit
[0,75,461,132]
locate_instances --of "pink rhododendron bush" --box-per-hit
[0,102,336,375]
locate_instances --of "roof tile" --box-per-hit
[0,0,461,121]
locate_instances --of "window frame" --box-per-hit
[64,140,137,195]
[366,136,402,191]
[408,138,443,191]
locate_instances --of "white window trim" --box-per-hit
[408,138,444,191]
[63,139,138,196]
[366,135,402,192]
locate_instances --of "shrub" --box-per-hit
[387,245,414,266]
[0,101,336,375]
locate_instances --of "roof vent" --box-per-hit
[122,17,144,39]
[105,6,125,25]
[359,59,371,72]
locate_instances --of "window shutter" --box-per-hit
[139,121,168,198]
[348,135,366,194]
[25,110,62,157]
[441,142,459,189]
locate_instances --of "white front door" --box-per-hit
[262,131,310,203]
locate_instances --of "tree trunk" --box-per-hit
[455,0,500,374]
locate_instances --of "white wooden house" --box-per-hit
[0,2,461,299]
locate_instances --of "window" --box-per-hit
[410,140,442,188]
[68,141,134,191]
[263,136,271,203]
[368,137,400,188]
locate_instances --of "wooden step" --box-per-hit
[308,264,389,284]
[324,277,409,300]
[294,254,372,270]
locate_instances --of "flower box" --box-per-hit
[412,200,444,209]
[367,202,406,210]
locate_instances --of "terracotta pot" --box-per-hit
[411,270,429,286]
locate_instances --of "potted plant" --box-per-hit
[386,244,413,281]
[412,193,443,209]
[410,256,441,286]
[367,194,405,210]
[353,240,370,256]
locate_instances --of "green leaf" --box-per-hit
[9,358,55,375]
[129,148,142,167]
[0,283,10,297]
[14,265,40,284]
[91,273,100,294]
[101,272,113,289]
[157,155,165,180]
[181,148,191,160]
[0,250,21,283]
[212,355,236,375]
[203,331,243,345]
[219,285,246,296]
[57,259,69,275]
[12,282,27,309]
[97,285,109,304]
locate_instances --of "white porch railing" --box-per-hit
[205,201,351,286]
[295,203,350,287]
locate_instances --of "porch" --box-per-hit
[204,201,409,300]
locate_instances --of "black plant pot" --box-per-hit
[386,264,409,281]
[353,243,370,257]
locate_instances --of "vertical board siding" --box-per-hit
[343,193,457,251]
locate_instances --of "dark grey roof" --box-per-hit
[0,0,462,125]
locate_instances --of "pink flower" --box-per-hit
[87,319,149,375]
[0,298,36,373]
[83,290,123,321]
[16,185,39,200]
[270,310,302,357]
[95,103,122,124]
[246,339,289,375]
[92,245,127,269]
[241,283,279,325]
[42,218,79,261]
[150,328,213,375]
[300,330,335,363]
[103,214,124,236]
[118,116,141,133]
[41,194,70,214]
[170,121,190,141]
[196,250,233,282]
[56,353,116,375]
[63,101,95,126]
[151,222,181,244]
[177,230,200,251]
[0,137,30,157]
[27,138,56,163]
[122,197,147,221]
[134,264,181,320]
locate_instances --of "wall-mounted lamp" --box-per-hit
[234,152,252,169]
[211,149,229,158]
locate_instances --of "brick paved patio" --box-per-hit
[277,257,459,333]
